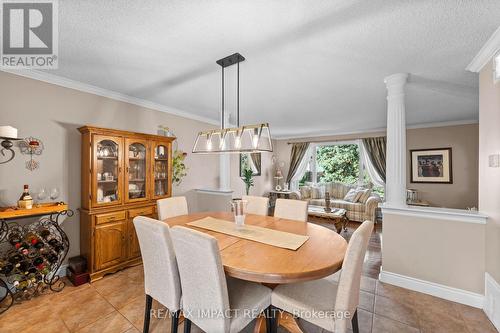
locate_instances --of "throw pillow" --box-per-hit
[309,184,325,199]
[358,188,372,203]
[300,186,311,199]
[344,188,363,202]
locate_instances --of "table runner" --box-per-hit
[187,217,309,250]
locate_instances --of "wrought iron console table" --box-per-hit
[0,203,72,314]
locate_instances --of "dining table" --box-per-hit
[163,211,348,333]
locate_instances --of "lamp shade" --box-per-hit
[0,126,18,139]
[192,123,273,153]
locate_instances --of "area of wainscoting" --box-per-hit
[380,204,500,332]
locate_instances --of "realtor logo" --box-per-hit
[1,0,58,68]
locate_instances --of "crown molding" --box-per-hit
[0,68,221,126]
[274,119,478,140]
[466,25,500,72]
[406,119,478,129]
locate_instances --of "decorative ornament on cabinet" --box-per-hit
[18,137,44,171]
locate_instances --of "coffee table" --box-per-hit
[307,205,348,233]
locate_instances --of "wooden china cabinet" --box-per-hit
[78,126,174,281]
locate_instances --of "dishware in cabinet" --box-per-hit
[125,138,149,203]
[91,135,123,207]
[151,141,172,199]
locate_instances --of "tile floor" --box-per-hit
[0,221,497,333]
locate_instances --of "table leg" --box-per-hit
[342,216,349,232]
[278,312,304,333]
[253,315,266,333]
[253,310,304,333]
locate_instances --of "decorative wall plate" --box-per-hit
[18,137,44,171]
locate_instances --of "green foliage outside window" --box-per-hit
[316,145,360,184]
[298,144,385,198]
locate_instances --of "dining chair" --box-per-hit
[170,226,275,333]
[242,195,269,216]
[133,216,182,333]
[274,198,308,222]
[157,196,188,220]
[271,220,374,333]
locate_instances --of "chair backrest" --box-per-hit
[242,195,269,216]
[274,198,308,222]
[170,226,230,333]
[157,196,188,220]
[133,216,181,312]
[334,220,374,331]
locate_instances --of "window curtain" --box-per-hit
[250,153,261,175]
[361,137,386,187]
[286,142,311,191]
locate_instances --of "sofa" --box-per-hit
[293,182,382,223]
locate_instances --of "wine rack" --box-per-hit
[0,208,72,314]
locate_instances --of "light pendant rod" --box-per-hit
[237,60,240,127]
[221,66,225,129]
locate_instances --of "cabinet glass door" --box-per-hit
[93,136,122,207]
[153,143,170,198]
[126,139,148,202]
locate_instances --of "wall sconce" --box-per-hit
[0,126,21,165]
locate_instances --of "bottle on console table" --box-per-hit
[18,185,33,209]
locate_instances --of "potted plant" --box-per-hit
[241,167,254,195]
[172,150,188,185]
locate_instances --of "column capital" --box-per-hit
[384,73,408,86]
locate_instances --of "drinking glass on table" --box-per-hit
[50,187,60,201]
[37,188,47,203]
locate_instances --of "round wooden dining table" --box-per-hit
[163,211,348,333]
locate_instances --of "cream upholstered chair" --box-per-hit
[170,226,274,333]
[157,196,188,220]
[271,220,374,333]
[242,195,269,216]
[133,216,182,333]
[274,198,308,222]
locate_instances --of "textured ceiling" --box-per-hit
[43,0,500,138]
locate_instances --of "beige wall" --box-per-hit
[407,124,478,209]
[0,71,221,259]
[479,60,500,283]
[382,212,485,294]
[272,125,479,209]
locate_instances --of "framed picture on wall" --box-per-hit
[410,148,452,184]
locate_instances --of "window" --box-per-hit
[299,141,384,197]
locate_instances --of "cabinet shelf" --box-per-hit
[155,158,168,161]
[128,179,145,182]
[97,156,118,160]
[98,180,117,183]
[154,178,168,181]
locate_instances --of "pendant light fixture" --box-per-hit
[192,53,273,154]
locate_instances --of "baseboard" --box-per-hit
[379,268,484,308]
[485,273,500,332]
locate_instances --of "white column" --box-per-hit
[219,111,231,191]
[384,73,408,206]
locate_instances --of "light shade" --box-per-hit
[192,123,273,153]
